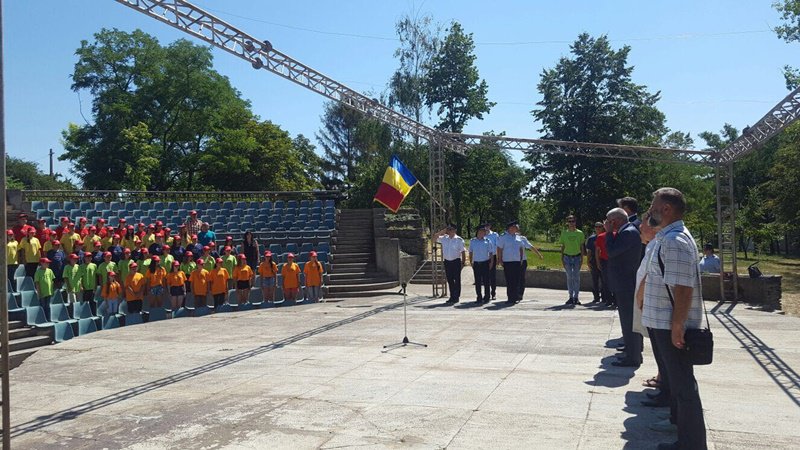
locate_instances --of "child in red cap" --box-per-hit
[101,271,122,315]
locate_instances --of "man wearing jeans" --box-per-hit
[559,215,584,305]
[642,188,707,450]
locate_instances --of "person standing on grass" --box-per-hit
[585,222,605,303]
[559,215,585,305]
[190,259,210,309]
[101,271,122,315]
[209,258,230,309]
[469,225,494,304]
[34,257,55,319]
[303,251,325,303]
[281,253,302,301]
[432,224,466,305]
[517,232,544,301]
[125,262,145,314]
[166,261,187,314]
[259,251,278,303]
[233,254,255,305]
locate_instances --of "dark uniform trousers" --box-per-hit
[589,262,602,301]
[599,259,614,305]
[444,259,462,301]
[503,261,521,302]
[518,259,528,300]
[489,255,497,297]
[472,261,490,301]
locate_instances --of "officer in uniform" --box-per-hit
[517,232,543,301]
[433,224,466,304]
[484,223,499,300]
[496,221,524,305]
[469,225,494,304]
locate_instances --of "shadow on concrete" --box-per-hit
[605,338,624,349]
[713,301,800,408]
[453,301,484,309]
[5,295,435,438]
[545,303,576,311]
[620,391,671,449]
[587,355,637,388]
[415,301,456,309]
[485,301,516,310]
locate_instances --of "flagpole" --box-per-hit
[414,181,446,214]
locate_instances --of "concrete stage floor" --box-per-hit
[6,283,800,449]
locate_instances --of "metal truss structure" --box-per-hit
[115,0,800,301]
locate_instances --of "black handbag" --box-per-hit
[748,261,762,279]
[658,241,714,366]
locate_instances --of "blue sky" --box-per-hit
[5,1,797,182]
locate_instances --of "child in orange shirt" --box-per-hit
[190,259,210,308]
[146,255,166,309]
[258,250,278,303]
[125,262,145,313]
[208,257,230,310]
[102,271,122,315]
[232,254,254,305]
[281,253,301,301]
[166,261,187,313]
[303,251,325,303]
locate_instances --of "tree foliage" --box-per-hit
[6,156,74,190]
[526,33,668,226]
[774,0,800,88]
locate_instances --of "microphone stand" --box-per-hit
[383,259,430,350]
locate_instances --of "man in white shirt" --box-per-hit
[470,226,494,304]
[484,223,499,300]
[642,187,707,450]
[698,244,720,274]
[496,221,524,305]
[433,224,466,304]
[518,233,543,301]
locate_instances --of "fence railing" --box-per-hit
[19,189,342,204]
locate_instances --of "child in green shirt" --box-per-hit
[34,257,56,318]
[79,252,98,315]
[63,253,82,305]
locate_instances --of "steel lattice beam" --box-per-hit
[718,85,800,163]
[448,133,716,166]
[113,0,466,153]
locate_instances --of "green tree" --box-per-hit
[423,21,494,133]
[316,101,392,189]
[767,122,800,228]
[526,33,667,225]
[6,156,75,190]
[774,0,800,89]
[61,28,252,190]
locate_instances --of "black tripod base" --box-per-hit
[383,336,427,350]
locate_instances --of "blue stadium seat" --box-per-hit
[300,200,310,208]
[124,312,143,326]
[152,201,164,210]
[274,200,285,210]
[324,200,335,208]
[163,209,174,217]
[312,200,323,208]
[139,201,152,210]
[148,210,158,219]
[26,306,55,328]
[31,200,45,211]
[124,202,136,211]
[54,321,75,342]
[222,201,234,209]
[176,208,187,218]
[253,222,267,231]
[298,252,309,263]
[102,314,121,330]
[47,201,61,211]
[78,317,97,336]
[108,217,119,227]
[300,243,314,253]
[205,210,218,220]
[317,251,329,263]
[19,289,39,307]
[94,201,108,210]
[286,200,297,209]
[77,201,91,211]
[147,307,168,322]
[167,201,178,210]
[194,306,211,317]
[247,201,260,209]
[52,209,66,220]
[235,201,247,209]
[14,265,26,278]
[195,201,207,210]
[173,307,190,318]
[317,242,330,253]
[181,201,194,210]
[7,293,26,316]
[109,201,122,211]
[63,201,77,211]
[285,243,299,254]
[69,208,81,219]
[85,209,97,219]
[261,201,272,210]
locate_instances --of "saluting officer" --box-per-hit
[469,225,494,304]
[433,224,466,304]
[517,231,543,301]
[496,221,524,305]
[484,223,499,300]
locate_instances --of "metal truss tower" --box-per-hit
[428,143,447,297]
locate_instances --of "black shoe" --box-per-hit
[656,442,679,450]
[611,360,641,368]
[564,298,574,305]
[574,299,581,305]
[445,299,457,304]
[491,295,496,300]
[505,299,515,305]
[591,298,600,303]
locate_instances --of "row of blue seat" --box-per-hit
[31,200,335,212]
[34,207,335,221]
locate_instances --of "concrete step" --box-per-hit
[325,288,402,299]
[331,253,373,264]
[6,349,37,370]
[326,280,400,293]
[8,335,52,353]
[3,321,26,331]
[8,327,39,341]
[328,276,395,286]
[329,262,371,273]
[327,272,386,281]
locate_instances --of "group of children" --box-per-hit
[9,213,327,319]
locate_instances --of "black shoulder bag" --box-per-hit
[657,239,714,366]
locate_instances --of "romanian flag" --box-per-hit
[373,155,418,213]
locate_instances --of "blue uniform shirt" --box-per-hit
[469,237,494,263]
[497,233,523,262]
[486,231,499,251]
[518,235,534,261]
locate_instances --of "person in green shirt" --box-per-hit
[97,251,117,287]
[79,252,99,315]
[221,246,237,289]
[559,215,586,305]
[63,253,83,305]
[179,252,196,290]
[34,257,56,318]
[160,245,175,269]
[138,248,152,275]
[117,249,133,288]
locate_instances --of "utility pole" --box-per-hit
[49,148,54,177]
[0,0,12,447]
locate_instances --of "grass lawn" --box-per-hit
[736,253,800,316]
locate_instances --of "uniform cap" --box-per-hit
[60,217,69,222]
[151,255,160,262]
[155,221,163,226]
[287,253,295,258]
[506,220,519,229]
[224,246,231,252]
[98,218,106,223]
[264,250,272,257]
[108,271,116,277]
[594,222,604,227]
[185,251,193,257]
[148,224,155,229]
[141,248,149,254]
[119,218,126,223]
[190,210,197,215]
[52,240,61,245]
[238,254,247,259]
[40,257,51,263]
[37,218,46,223]
[172,261,180,267]
[68,253,79,260]
[209,242,216,247]
[196,258,204,265]
[309,251,317,257]
[94,241,102,247]
[202,246,210,251]
[27,228,35,234]
[83,253,93,258]
[164,227,171,233]
[79,217,88,222]
[129,262,138,268]
[76,240,84,245]
[174,236,182,241]
[113,234,121,239]
[124,248,131,254]
[5,230,13,235]
[103,251,112,257]
[127,225,134,230]
[191,234,198,239]
[163,245,170,250]
[215,257,223,263]
[89,226,97,231]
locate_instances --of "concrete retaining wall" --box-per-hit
[375,237,400,278]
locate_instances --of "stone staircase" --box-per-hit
[326,209,399,298]
[1,320,53,370]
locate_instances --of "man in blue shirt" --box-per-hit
[484,223,499,300]
[699,244,721,273]
[197,222,217,247]
[469,226,494,304]
[496,221,524,305]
